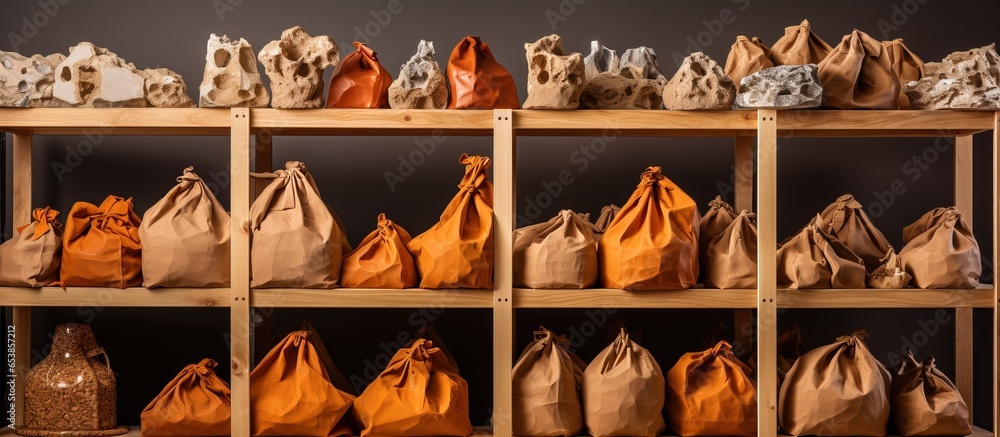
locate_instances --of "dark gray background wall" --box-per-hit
[2,0,999,429]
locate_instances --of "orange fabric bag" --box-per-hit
[725,36,774,91]
[327,42,392,108]
[0,207,61,287]
[816,194,892,273]
[140,358,231,436]
[818,29,900,109]
[353,338,473,437]
[447,36,520,109]
[882,38,925,109]
[899,207,981,289]
[407,154,494,289]
[769,19,833,65]
[598,166,700,290]
[60,195,142,288]
[666,341,757,436]
[341,213,417,288]
[890,354,972,437]
[512,327,585,437]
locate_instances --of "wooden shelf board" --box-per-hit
[780,426,993,437]
[0,108,231,135]
[776,109,995,137]
[0,287,230,307]
[512,287,758,308]
[251,288,495,308]
[512,110,758,137]
[0,426,495,437]
[777,284,996,308]
[250,109,494,136]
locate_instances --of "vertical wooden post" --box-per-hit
[11,133,31,429]
[492,109,515,437]
[954,135,974,419]
[230,109,252,437]
[734,137,755,354]
[250,132,273,365]
[756,110,779,437]
[993,112,999,437]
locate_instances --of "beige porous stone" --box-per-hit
[579,41,665,109]
[619,46,667,82]
[903,44,1000,110]
[523,34,585,109]
[388,40,448,109]
[583,41,618,81]
[141,68,194,108]
[662,52,736,110]
[53,42,147,107]
[258,26,338,109]
[735,64,823,109]
[0,51,66,107]
[199,34,269,108]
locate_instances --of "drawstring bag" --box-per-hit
[60,196,142,288]
[700,196,737,281]
[882,38,925,109]
[777,325,808,383]
[769,19,833,65]
[512,327,585,437]
[666,341,757,437]
[407,154,494,289]
[594,204,621,236]
[141,358,231,436]
[725,36,774,91]
[447,36,520,109]
[0,207,61,287]
[779,328,891,436]
[140,167,231,288]
[326,42,392,108]
[890,354,972,437]
[868,248,912,288]
[249,161,350,288]
[513,209,600,289]
[705,210,758,289]
[777,217,866,289]
[818,29,900,109]
[353,338,473,437]
[599,166,700,290]
[816,194,892,273]
[341,213,417,288]
[583,327,666,437]
[899,207,981,289]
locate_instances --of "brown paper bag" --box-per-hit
[0,207,61,287]
[599,166,700,290]
[882,38,925,109]
[778,328,891,436]
[60,196,143,288]
[816,194,891,273]
[777,325,808,383]
[890,354,972,437]
[140,167,231,288]
[512,327,585,437]
[140,358,231,437]
[777,217,866,289]
[407,154,494,289]
[818,29,900,109]
[582,327,666,437]
[249,161,350,289]
[868,247,912,288]
[513,209,599,289]
[726,36,774,91]
[700,196,737,274]
[340,213,417,289]
[594,204,621,235]
[899,207,981,289]
[666,341,757,436]
[769,19,833,65]
[705,210,757,289]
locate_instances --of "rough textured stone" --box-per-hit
[662,52,736,110]
[579,41,666,109]
[0,51,66,107]
[619,46,667,82]
[735,64,823,109]
[584,41,618,81]
[199,34,269,108]
[141,68,194,108]
[388,40,448,109]
[523,34,585,109]
[53,42,147,107]
[903,44,1000,110]
[258,26,338,109]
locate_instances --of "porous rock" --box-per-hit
[0,51,66,107]
[735,64,823,109]
[258,26,338,109]
[388,40,448,109]
[579,41,666,110]
[141,68,194,108]
[199,34,269,108]
[583,41,618,81]
[662,52,736,110]
[903,44,1000,110]
[619,46,667,82]
[53,42,147,107]
[523,34,585,109]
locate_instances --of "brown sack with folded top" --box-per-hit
[326,42,392,108]
[594,204,620,236]
[583,327,666,437]
[140,358,231,437]
[0,207,61,287]
[777,217,866,289]
[818,29,900,109]
[816,194,891,273]
[599,166,700,290]
[447,36,520,109]
[777,325,808,383]
[666,341,757,437]
[705,210,758,289]
[726,36,774,91]
[769,19,833,65]
[512,327,585,437]
[407,154,494,289]
[340,213,417,289]
[899,207,981,289]
[140,167,231,288]
[699,196,736,274]
[513,209,599,289]
[60,195,143,288]
[882,38,925,109]
[890,354,972,437]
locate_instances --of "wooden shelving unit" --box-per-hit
[0,108,996,437]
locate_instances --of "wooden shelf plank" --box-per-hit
[251,288,495,308]
[512,288,758,308]
[777,284,996,308]
[250,109,494,136]
[0,287,230,307]
[777,109,995,137]
[0,108,231,135]
[0,426,496,437]
[512,109,758,137]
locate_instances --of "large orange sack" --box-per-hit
[447,36,520,109]
[141,358,231,436]
[341,213,417,288]
[326,42,392,108]
[666,341,757,436]
[0,207,61,287]
[60,195,142,288]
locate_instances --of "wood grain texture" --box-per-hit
[954,134,975,419]
[777,286,995,308]
[777,110,994,137]
[492,109,515,437]
[0,287,230,307]
[11,133,32,428]
[229,108,251,437]
[757,110,779,437]
[511,288,757,308]
[12,134,31,232]
[250,109,494,136]
[12,308,29,427]
[250,288,494,308]
[512,110,757,137]
[0,108,230,135]
[994,111,999,437]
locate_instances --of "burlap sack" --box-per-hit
[326,42,392,108]
[769,19,833,65]
[818,29,900,109]
[890,354,972,436]
[512,327,585,437]
[816,194,892,273]
[341,213,417,288]
[899,207,981,289]
[0,207,61,287]
[882,38,925,109]
[666,341,757,436]
[513,209,599,289]
[705,210,757,289]
[726,36,774,91]
[140,358,231,436]
[777,217,866,289]
[582,328,666,437]
[60,196,142,288]
[447,36,520,109]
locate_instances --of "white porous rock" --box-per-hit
[258,26,338,109]
[903,44,1000,110]
[388,40,448,109]
[735,64,823,109]
[199,34,269,107]
[523,34,585,109]
[53,42,147,107]
[579,41,665,109]
[141,68,194,108]
[0,51,66,107]
[662,52,736,110]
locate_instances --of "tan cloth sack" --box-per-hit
[726,36,774,91]
[340,213,417,289]
[818,29,900,109]
[890,354,972,437]
[582,328,666,437]
[868,247,912,288]
[666,341,757,437]
[882,38,925,109]
[407,154,494,289]
[512,327,585,437]
[513,209,599,289]
[594,204,620,236]
[599,166,700,290]
[779,328,891,436]
[777,218,866,289]
[0,207,61,287]
[769,19,832,65]
[777,326,808,383]
[140,167,231,288]
[816,194,891,273]
[699,196,736,276]
[249,161,350,288]
[705,210,757,289]
[899,207,981,289]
